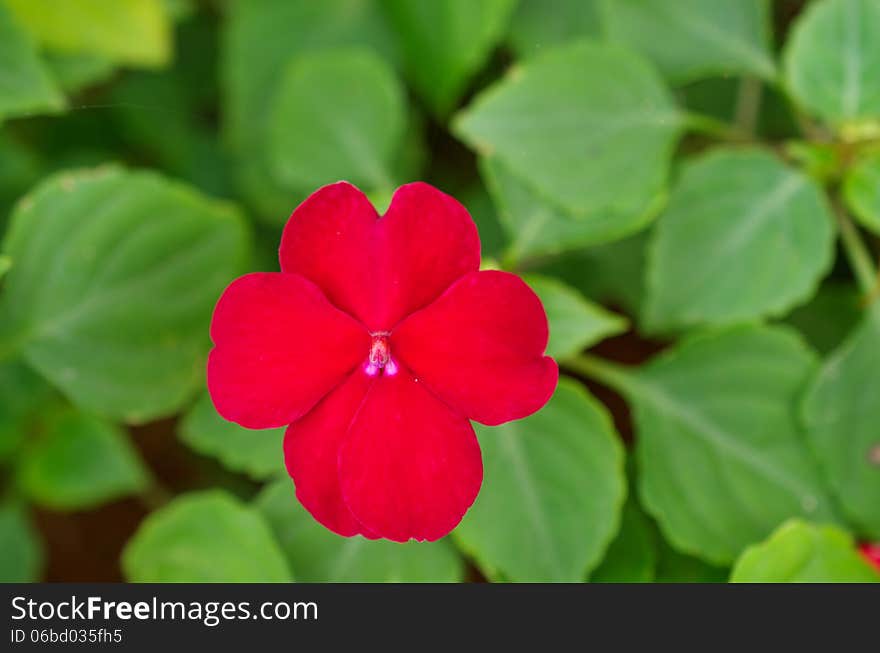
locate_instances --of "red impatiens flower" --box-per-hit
[860,543,880,573]
[207,182,557,542]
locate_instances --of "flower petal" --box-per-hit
[392,270,558,426]
[284,372,374,537]
[279,181,479,331]
[208,272,369,429]
[339,368,483,542]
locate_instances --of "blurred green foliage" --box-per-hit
[0,0,879,583]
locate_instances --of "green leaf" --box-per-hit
[222,0,398,222]
[802,306,880,539]
[627,325,839,565]
[0,360,53,462]
[590,495,656,583]
[123,490,292,582]
[268,49,405,192]
[454,379,625,581]
[455,41,682,219]
[179,393,284,481]
[599,0,776,82]
[784,0,880,129]
[0,2,64,123]
[0,166,250,423]
[5,0,172,67]
[0,503,43,582]
[507,0,600,60]
[843,150,880,234]
[644,149,835,332]
[524,275,627,360]
[18,409,150,510]
[731,520,880,582]
[482,157,659,264]
[44,52,116,93]
[785,282,863,355]
[256,479,464,582]
[383,0,515,116]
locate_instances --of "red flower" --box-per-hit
[860,543,880,573]
[208,182,558,541]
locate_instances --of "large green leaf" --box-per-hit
[731,520,880,582]
[222,0,398,221]
[590,495,656,583]
[455,41,682,219]
[599,0,776,82]
[5,0,172,68]
[784,0,880,129]
[179,393,284,481]
[654,538,728,582]
[123,490,292,582]
[44,53,116,93]
[0,503,43,582]
[623,326,839,565]
[19,409,150,510]
[453,379,625,581]
[268,49,405,192]
[383,0,515,116]
[0,2,64,123]
[524,275,627,360]
[482,157,659,265]
[0,166,250,423]
[802,306,880,539]
[507,0,600,60]
[644,149,835,332]
[256,479,464,582]
[843,150,880,234]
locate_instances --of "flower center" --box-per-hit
[365,332,398,377]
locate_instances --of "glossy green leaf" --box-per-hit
[256,479,464,582]
[784,0,880,129]
[507,0,600,59]
[454,379,626,581]
[599,0,776,82]
[802,306,880,539]
[627,325,838,565]
[5,0,172,67]
[482,157,659,264]
[0,2,64,122]
[785,282,863,355]
[731,520,880,582]
[222,0,398,221]
[644,149,835,332]
[0,503,43,582]
[0,166,250,423]
[455,41,682,219]
[19,409,150,510]
[590,496,656,583]
[383,0,515,116]
[179,393,284,481]
[524,275,627,360]
[0,360,52,462]
[123,490,292,582]
[843,150,880,234]
[268,49,405,192]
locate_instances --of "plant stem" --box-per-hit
[562,353,638,397]
[833,202,878,296]
[734,78,763,138]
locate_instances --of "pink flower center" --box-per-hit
[365,332,398,377]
